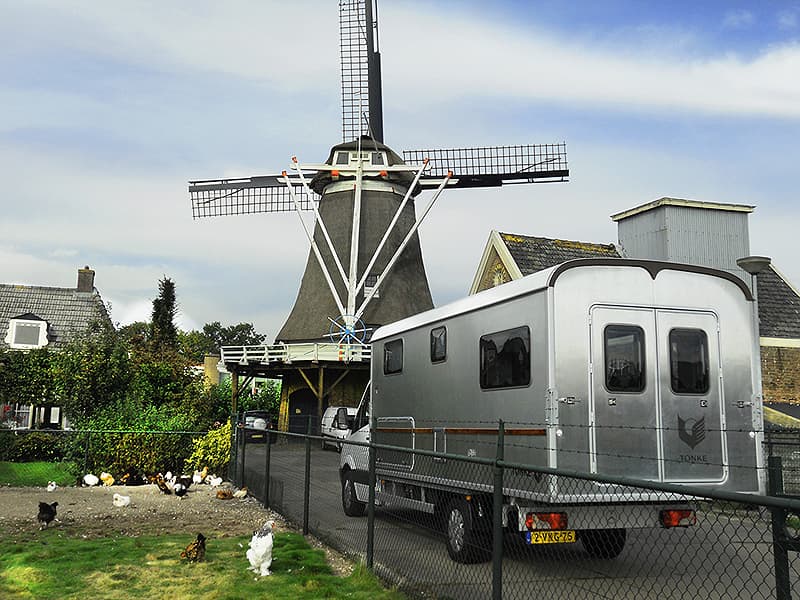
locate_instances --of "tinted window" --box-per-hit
[384,339,403,374]
[480,326,531,389]
[669,328,710,394]
[605,325,645,392]
[430,327,447,363]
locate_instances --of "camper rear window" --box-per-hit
[479,326,531,389]
[669,328,710,394]
[430,327,447,363]
[604,325,645,392]
[384,339,403,374]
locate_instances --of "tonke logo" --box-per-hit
[678,415,706,449]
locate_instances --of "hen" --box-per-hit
[233,486,248,499]
[100,472,115,486]
[37,501,58,530]
[46,481,57,492]
[180,533,206,562]
[215,489,233,500]
[82,473,100,487]
[246,520,274,577]
[112,493,131,507]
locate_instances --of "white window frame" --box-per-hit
[5,318,49,349]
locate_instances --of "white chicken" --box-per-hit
[208,476,223,487]
[246,520,274,577]
[46,481,58,492]
[233,486,248,499]
[83,473,100,487]
[112,493,131,507]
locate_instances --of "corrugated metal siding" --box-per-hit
[616,208,667,260]
[618,205,751,283]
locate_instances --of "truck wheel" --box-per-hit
[341,470,365,517]
[445,498,491,563]
[580,528,626,558]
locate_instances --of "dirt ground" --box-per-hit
[0,481,354,575]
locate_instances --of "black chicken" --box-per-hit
[37,501,58,530]
[180,533,206,562]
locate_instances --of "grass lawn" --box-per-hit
[0,530,405,599]
[0,462,76,487]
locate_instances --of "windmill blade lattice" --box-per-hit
[189,176,318,218]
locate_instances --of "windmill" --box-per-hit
[189,1,568,429]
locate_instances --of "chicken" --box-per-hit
[112,493,131,507]
[151,473,172,495]
[192,466,208,485]
[180,533,206,562]
[173,483,188,498]
[46,481,57,492]
[120,468,146,486]
[82,473,100,487]
[215,489,233,500]
[233,486,248,499]
[100,472,115,486]
[246,520,274,577]
[37,501,58,530]
[207,476,223,487]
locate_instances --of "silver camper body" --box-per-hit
[340,259,765,559]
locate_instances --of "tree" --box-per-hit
[151,276,178,351]
[202,321,266,349]
[52,320,133,422]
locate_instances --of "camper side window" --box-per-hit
[384,339,403,374]
[430,327,447,363]
[604,325,645,392]
[479,326,531,389]
[669,328,710,394]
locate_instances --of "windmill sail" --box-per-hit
[189,175,317,218]
[340,0,382,142]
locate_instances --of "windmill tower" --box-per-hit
[189,1,569,431]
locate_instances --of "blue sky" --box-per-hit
[1,1,799,337]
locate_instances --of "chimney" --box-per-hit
[77,265,95,293]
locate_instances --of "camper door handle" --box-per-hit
[558,396,579,405]
[734,401,753,409]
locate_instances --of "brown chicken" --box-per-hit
[180,533,206,562]
[215,489,233,500]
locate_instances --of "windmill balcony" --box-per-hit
[220,342,371,366]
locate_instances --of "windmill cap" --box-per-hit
[310,136,419,195]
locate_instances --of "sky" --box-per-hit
[2,0,799,338]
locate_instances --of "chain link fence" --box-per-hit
[765,429,800,497]
[232,416,800,600]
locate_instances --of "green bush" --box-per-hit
[66,401,203,477]
[0,430,66,462]
[184,420,231,474]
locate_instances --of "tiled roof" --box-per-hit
[756,267,800,339]
[0,284,110,351]
[499,233,620,275]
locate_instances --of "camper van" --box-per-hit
[340,259,765,562]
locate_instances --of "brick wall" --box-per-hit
[761,345,800,404]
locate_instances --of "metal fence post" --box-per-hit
[768,455,792,600]
[228,412,238,482]
[303,415,311,535]
[263,424,272,507]
[83,431,91,474]
[492,420,505,600]
[367,415,376,570]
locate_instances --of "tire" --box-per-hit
[341,470,366,517]
[444,497,491,563]
[321,438,327,450]
[580,528,626,559]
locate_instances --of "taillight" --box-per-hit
[525,512,568,530]
[660,509,696,528]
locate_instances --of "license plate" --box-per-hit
[526,530,576,544]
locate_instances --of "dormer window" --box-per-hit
[5,314,49,349]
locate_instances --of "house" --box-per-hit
[0,266,110,429]
[470,198,800,426]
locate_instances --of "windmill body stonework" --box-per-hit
[189,1,568,429]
